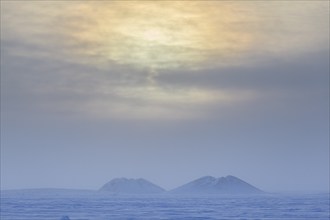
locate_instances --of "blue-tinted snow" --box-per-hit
[1,191,329,220]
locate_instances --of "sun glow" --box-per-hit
[137,28,169,43]
[3,1,273,119]
[3,1,327,120]
[63,2,255,71]
[49,1,259,119]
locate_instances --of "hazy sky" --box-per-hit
[1,1,329,192]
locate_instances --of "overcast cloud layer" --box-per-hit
[1,1,329,192]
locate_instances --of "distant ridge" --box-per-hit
[99,178,165,194]
[170,175,263,194]
[2,176,264,196]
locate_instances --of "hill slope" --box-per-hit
[99,178,165,194]
[170,175,263,194]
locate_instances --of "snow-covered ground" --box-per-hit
[1,190,329,219]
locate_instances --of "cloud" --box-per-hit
[1,1,329,121]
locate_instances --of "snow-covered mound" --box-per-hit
[99,178,165,194]
[170,175,263,194]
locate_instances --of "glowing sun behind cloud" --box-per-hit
[50,1,257,119]
[64,1,255,71]
[2,1,327,120]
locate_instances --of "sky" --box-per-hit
[1,1,329,193]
